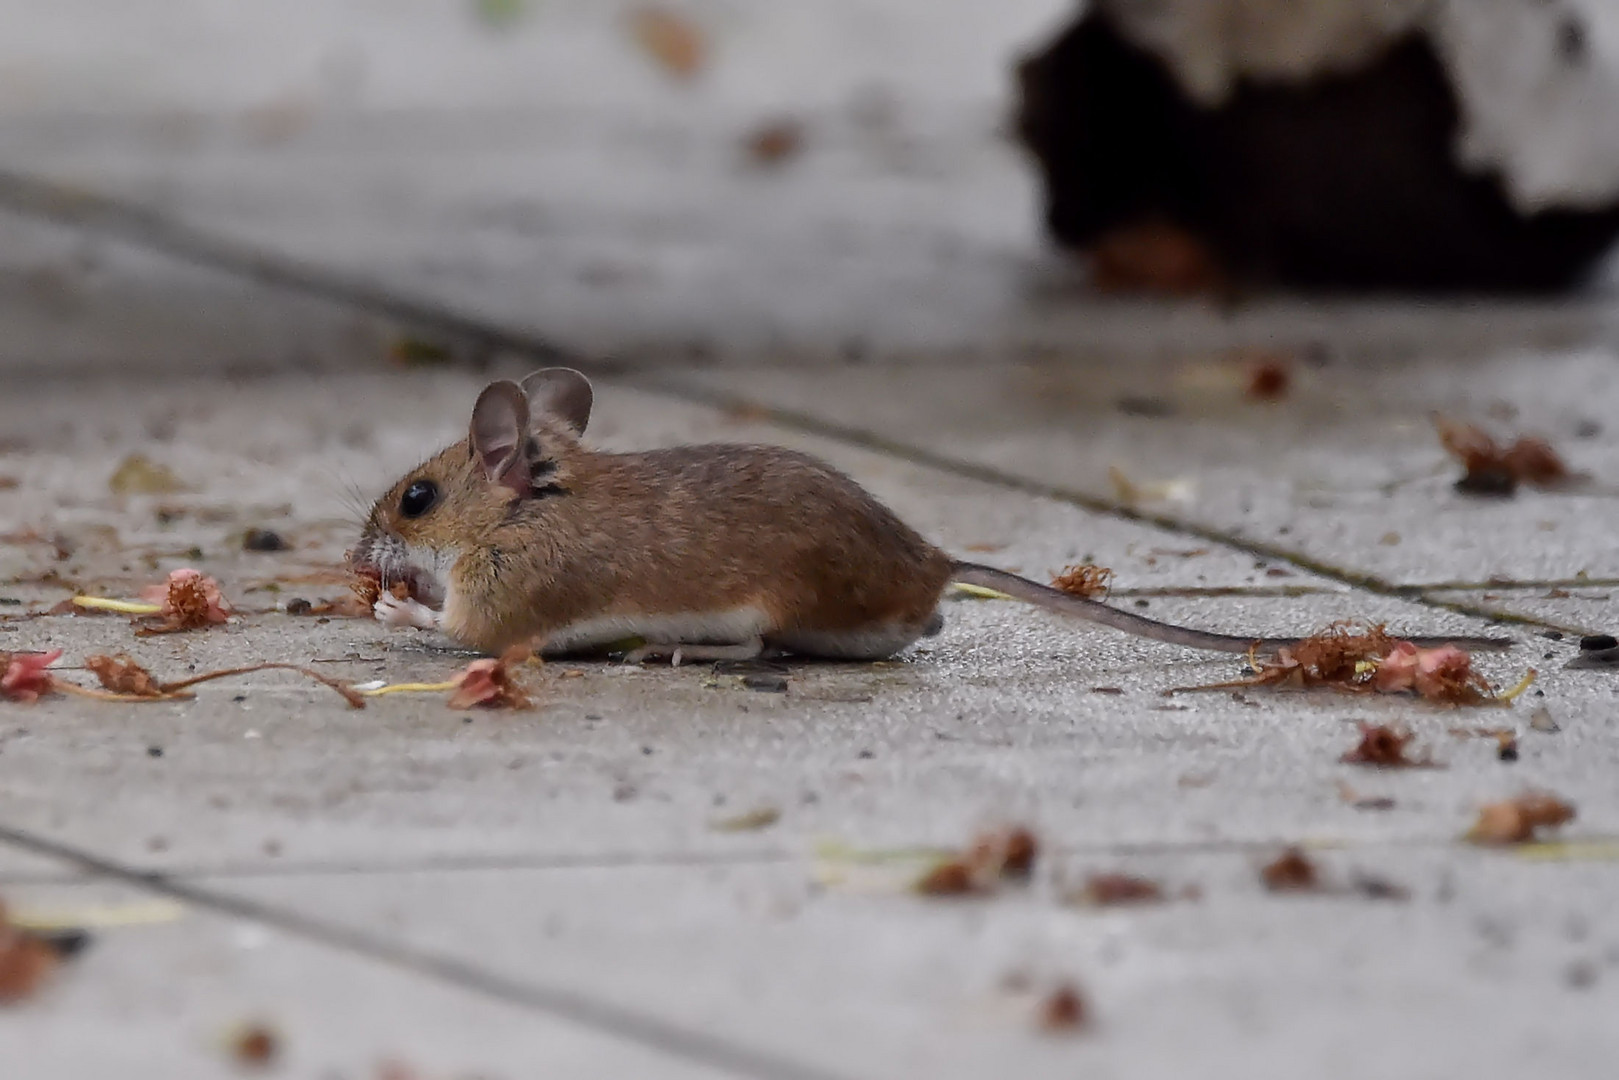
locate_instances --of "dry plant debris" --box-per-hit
[107,453,185,495]
[1466,792,1576,845]
[1336,781,1396,811]
[1261,847,1321,892]
[628,7,706,80]
[1089,219,1225,295]
[228,1022,281,1067]
[1174,621,1531,705]
[1433,414,1576,496]
[1051,563,1113,598]
[1340,723,1436,768]
[710,806,781,832]
[914,826,1040,897]
[0,899,87,1004]
[1037,983,1090,1034]
[5,649,362,709]
[1244,355,1293,401]
[1069,873,1164,906]
[84,654,170,698]
[743,119,804,167]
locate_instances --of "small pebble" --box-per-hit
[242,528,289,552]
[1530,706,1561,733]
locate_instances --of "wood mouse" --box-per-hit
[352,369,1510,663]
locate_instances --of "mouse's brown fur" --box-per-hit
[353,370,951,658]
[354,369,1515,662]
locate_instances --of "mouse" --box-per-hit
[350,369,1512,663]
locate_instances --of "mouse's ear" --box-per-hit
[470,380,532,494]
[521,368,593,435]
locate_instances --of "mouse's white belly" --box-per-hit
[542,606,772,654]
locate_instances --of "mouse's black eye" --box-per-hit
[398,479,439,518]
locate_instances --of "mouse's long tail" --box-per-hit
[948,562,1514,654]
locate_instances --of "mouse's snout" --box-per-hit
[350,527,445,609]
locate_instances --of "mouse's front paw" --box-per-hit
[374,593,441,631]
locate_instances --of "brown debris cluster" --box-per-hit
[229,1023,281,1068]
[447,646,534,710]
[628,6,706,80]
[1244,354,1293,401]
[1466,793,1576,845]
[85,654,169,698]
[1051,563,1113,599]
[1037,983,1090,1034]
[1181,622,1511,705]
[743,120,804,167]
[1340,723,1436,768]
[914,826,1040,897]
[1260,847,1320,892]
[1070,873,1164,907]
[1433,414,1575,496]
[0,900,85,1004]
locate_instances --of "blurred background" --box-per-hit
[2,0,1616,380]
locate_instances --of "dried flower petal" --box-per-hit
[1,649,61,703]
[447,646,533,710]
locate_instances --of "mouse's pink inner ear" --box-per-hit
[470,381,534,492]
[521,368,593,434]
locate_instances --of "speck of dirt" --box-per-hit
[146,746,164,758]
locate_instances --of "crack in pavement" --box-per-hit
[0,168,1573,637]
[0,822,853,1080]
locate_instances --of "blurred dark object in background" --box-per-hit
[1015,6,1619,294]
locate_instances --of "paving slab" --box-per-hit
[197,846,1619,1080]
[0,871,724,1080]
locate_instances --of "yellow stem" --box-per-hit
[949,583,1011,601]
[363,680,459,697]
[71,596,162,615]
[1496,667,1538,704]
